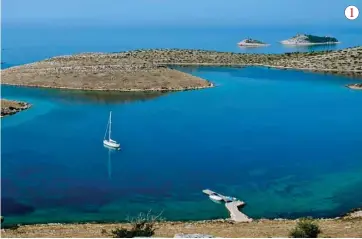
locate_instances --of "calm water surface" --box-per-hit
[2,25,362,67]
[1,25,362,224]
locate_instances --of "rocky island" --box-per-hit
[281,34,340,45]
[1,99,31,117]
[347,83,362,90]
[1,47,361,91]
[237,38,269,47]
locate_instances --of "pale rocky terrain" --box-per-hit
[1,47,361,91]
[125,47,362,77]
[0,99,31,117]
[280,34,339,45]
[2,217,362,238]
[347,83,362,90]
[1,54,213,91]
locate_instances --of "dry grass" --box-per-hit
[2,218,362,238]
[1,99,25,108]
[1,68,212,92]
[131,47,362,77]
[1,54,213,91]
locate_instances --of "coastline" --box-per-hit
[237,43,270,47]
[346,83,362,90]
[280,41,341,46]
[0,81,215,92]
[0,99,31,117]
[2,212,362,238]
[251,64,362,78]
[166,62,362,76]
[2,47,361,91]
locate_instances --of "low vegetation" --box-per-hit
[2,47,361,92]
[2,216,362,238]
[1,99,31,117]
[108,211,164,238]
[289,218,321,238]
[305,34,338,43]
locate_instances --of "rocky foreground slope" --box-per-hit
[1,47,361,91]
[2,217,362,238]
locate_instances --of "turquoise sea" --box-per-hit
[1,25,362,224]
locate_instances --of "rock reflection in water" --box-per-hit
[281,44,338,52]
[51,90,170,104]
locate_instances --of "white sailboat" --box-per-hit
[103,111,121,149]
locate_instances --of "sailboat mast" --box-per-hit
[109,111,112,140]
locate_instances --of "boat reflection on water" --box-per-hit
[104,144,120,179]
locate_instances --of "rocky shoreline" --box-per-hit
[1,47,361,92]
[346,83,362,90]
[1,99,31,117]
[280,34,339,45]
[2,211,361,238]
[1,55,213,92]
[122,47,362,78]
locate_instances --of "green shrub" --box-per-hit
[111,210,164,238]
[289,218,321,238]
[305,35,338,43]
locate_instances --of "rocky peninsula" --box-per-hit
[1,55,213,92]
[1,47,361,91]
[1,99,31,117]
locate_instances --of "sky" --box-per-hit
[2,0,362,27]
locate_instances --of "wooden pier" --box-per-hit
[203,189,252,222]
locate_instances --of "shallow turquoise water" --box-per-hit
[1,25,362,224]
[2,66,362,224]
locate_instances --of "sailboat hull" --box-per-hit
[103,140,120,149]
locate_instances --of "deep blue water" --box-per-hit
[1,25,362,224]
[2,25,361,67]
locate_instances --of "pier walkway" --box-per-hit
[203,189,252,222]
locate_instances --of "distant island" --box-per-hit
[237,38,269,47]
[281,34,340,45]
[347,83,362,90]
[1,47,361,91]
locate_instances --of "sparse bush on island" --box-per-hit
[109,210,164,238]
[289,218,321,238]
[305,35,338,43]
